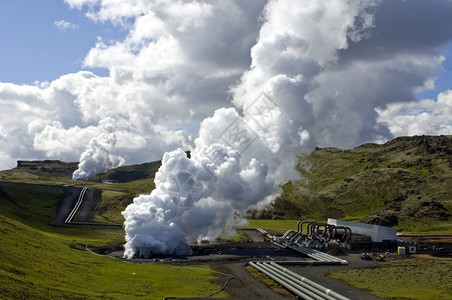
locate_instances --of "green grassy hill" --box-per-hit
[0,215,223,299]
[0,162,226,299]
[0,160,161,224]
[269,135,452,232]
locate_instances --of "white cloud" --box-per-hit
[64,0,99,10]
[0,0,452,174]
[54,19,79,31]
[377,90,452,137]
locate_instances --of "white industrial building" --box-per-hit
[327,218,397,244]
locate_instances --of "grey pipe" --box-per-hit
[262,262,337,300]
[282,230,296,239]
[257,262,331,300]
[250,262,319,300]
[306,221,318,235]
[273,261,345,266]
[270,262,351,300]
[288,246,346,263]
[65,187,88,223]
[270,240,347,264]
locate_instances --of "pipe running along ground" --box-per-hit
[65,187,88,223]
[249,261,351,300]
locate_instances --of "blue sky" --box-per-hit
[415,43,452,100]
[0,0,124,84]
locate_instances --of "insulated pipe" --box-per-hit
[312,223,334,239]
[269,262,351,300]
[273,261,345,266]
[65,187,88,224]
[269,239,348,264]
[256,228,267,234]
[250,262,319,300]
[282,230,297,239]
[286,245,347,264]
[332,226,352,242]
[292,233,305,243]
[306,222,318,235]
[299,221,317,234]
[263,263,337,300]
[306,251,345,263]
[292,220,318,243]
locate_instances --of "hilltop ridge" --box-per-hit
[267,135,452,232]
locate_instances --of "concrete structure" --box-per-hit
[327,218,397,245]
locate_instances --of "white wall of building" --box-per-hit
[327,218,397,242]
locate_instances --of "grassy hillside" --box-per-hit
[0,162,227,299]
[270,135,452,232]
[0,160,161,224]
[0,215,225,299]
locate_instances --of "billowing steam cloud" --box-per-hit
[1,0,452,255]
[123,109,280,258]
[73,118,125,180]
[122,108,280,257]
[122,0,383,257]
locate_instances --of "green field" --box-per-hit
[0,179,226,299]
[0,216,226,299]
[329,257,452,300]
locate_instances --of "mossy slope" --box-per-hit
[273,135,452,232]
[0,214,224,299]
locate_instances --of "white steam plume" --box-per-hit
[73,118,125,180]
[122,0,379,257]
[122,108,280,257]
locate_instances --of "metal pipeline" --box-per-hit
[331,226,352,243]
[256,228,267,234]
[250,262,321,300]
[263,262,337,300]
[307,222,319,235]
[286,245,347,264]
[250,261,351,300]
[282,230,297,239]
[273,261,346,266]
[65,187,88,224]
[269,262,351,300]
[269,239,348,264]
[298,220,317,234]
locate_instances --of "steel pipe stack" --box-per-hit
[249,261,351,300]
